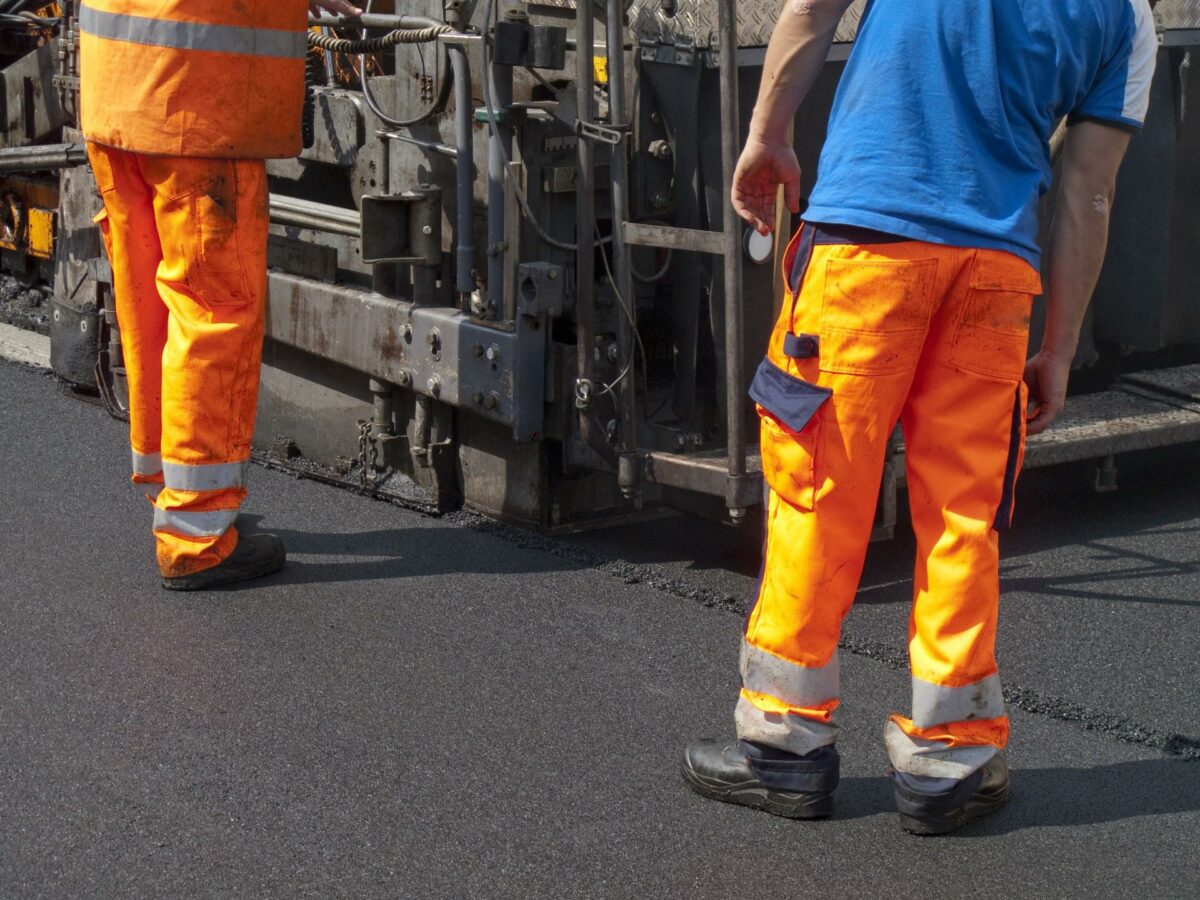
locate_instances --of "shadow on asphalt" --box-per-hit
[966,758,1200,835]
[997,545,1198,609]
[222,517,571,588]
[834,758,1200,832]
[548,444,1200,596]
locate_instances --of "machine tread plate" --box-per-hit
[1024,387,1200,469]
[1157,0,1200,32]
[629,0,866,50]
[1118,364,1200,403]
[650,369,1200,502]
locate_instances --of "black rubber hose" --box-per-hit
[359,44,454,128]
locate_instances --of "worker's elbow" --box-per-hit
[1088,186,1115,215]
[1064,178,1117,219]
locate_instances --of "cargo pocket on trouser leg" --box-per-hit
[948,253,1039,382]
[818,257,938,376]
[993,381,1027,531]
[749,356,831,511]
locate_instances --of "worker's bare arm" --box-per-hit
[732,0,853,232]
[1024,121,1132,435]
[309,0,363,17]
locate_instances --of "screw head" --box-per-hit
[484,393,499,410]
[428,377,441,397]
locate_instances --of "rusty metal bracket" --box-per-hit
[359,186,442,265]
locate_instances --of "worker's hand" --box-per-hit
[1023,350,1072,435]
[731,137,801,235]
[309,0,363,17]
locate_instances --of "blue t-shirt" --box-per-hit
[804,0,1158,267]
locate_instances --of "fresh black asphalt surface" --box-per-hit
[2,357,1198,898]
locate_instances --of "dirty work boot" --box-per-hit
[681,740,838,819]
[889,754,1010,835]
[161,533,286,591]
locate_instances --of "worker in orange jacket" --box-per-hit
[80,0,358,589]
[682,0,1157,833]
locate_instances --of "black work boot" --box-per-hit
[161,533,286,591]
[889,754,1010,835]
[681,740,839,819]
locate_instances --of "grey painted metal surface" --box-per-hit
[265,272,548,441]
[0,143,86,173]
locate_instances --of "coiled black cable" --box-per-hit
[301,52,324,149]
[306,23,451,54]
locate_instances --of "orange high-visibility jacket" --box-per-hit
[78,0,308,159]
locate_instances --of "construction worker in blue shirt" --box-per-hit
[681,0,1157,834]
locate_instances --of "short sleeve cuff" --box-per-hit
[1067,111,1143,133]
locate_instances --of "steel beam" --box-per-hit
[265,272,547,441]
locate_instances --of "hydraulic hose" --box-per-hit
[307,23,451,54]
[448,44,475,296]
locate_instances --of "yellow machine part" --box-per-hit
[27,207,55,259]
[0,177,58,259]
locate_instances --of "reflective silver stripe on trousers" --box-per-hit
[163,459,249,493]
[911,673,1005,729]
[735,694,837,757]
[153,507,237,539]
[740,639,839,709]
[78,5,307,59]
[131,449,162,476]
[884,720,998,780]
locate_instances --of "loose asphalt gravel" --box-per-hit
[1,357,1197,899]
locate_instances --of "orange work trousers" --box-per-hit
[738,223,1041,780]
[87,143,269,578]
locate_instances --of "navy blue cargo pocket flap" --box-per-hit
[748,357,832,433]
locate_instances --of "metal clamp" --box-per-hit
[577,120,626,146]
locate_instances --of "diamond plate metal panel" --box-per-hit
[1157,0,1200,31]
[628,0,866,51]
[833,0,867,43]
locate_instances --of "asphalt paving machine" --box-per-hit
[4,0,1200,534]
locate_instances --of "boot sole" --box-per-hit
[680,758,834,820]
[898,781,1011,835]
[161,555,285,591]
